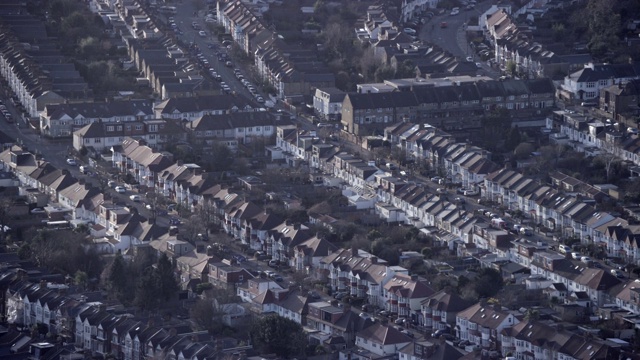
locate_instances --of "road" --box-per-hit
[420,1,499,78]
[167,2,263,104]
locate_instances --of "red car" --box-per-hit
[440,22,448,28]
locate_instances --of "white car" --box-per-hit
[403,28,416,36]
[198,30,207,37]
[30,208,45,214]
[129,195,142,202]
[66,158,77,166]
[114,186,126,193]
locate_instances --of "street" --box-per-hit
[167,2,263,103]
[420,1,499,78]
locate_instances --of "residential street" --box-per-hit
[420,1,499,78]
[167,1,264,104]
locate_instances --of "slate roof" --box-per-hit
[357,323,413,345]
[43,100,153,120]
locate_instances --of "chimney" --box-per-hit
[61,169,69,175]
[177,159,183,166]
[351,244,358,255]
[370,256,377,264]
[410,274,418,281]
[169,226,179,235]
[78,178,86,185]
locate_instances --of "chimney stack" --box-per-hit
[370,256,378,264]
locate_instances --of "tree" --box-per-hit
[505,126,522,151]
[505,61,516,76]
[513,142,534,160]
[396,60,416,79]
[596,152,618,182]
[74,271,89,290]
[155,254,178,301]
[107,253,132,304]
[524,308,540,321]
[134,267,160,310]
[474,268,504,298]
[190,298,216,332]
[205,143,235,172]
[374,65,395,82]
[250,314,307,358]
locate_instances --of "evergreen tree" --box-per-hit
[156,254,178,301]
[108,253,132,303]
[505,125,522,151]
[134,268,160,310]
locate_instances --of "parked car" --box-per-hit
[432,328,451,338]
[308,291,321,300]
[378,310,390,317]
[394,317,406,325]
[334,292,348,300]
[268,259,279,267]
[571,252,581,260]
[611,269,625,279]
[129,195,142,202]
[114,186,126,193]
[66,158,77,166]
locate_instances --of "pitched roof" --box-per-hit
[357,323,413,345]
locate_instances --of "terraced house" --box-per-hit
[40,100,154,138]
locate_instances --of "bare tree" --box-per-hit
[597,152,618,182]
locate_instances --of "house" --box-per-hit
[350,323,413,358]
[420,289,473,333]
[599,79,640,120]
[111,137,173,189]
[383,274,435,319]
[313,87,346,121]
[236,276,283,303]
[456,302,519,349]
[208,262,253,290]
[292,236,338,272]
[40,100,154,138]
[559,62,640,102]
[154,94,255,121]
[186,111,282,148]
[399,338,464,360]
[321,247,408,308]
[500,320,619,360]
[72,119,185,152]
[307,302,369,347]
[0,31,88,119]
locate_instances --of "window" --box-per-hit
[107,126,114,131]
[135,125,143,130]
[586,82,596,88]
